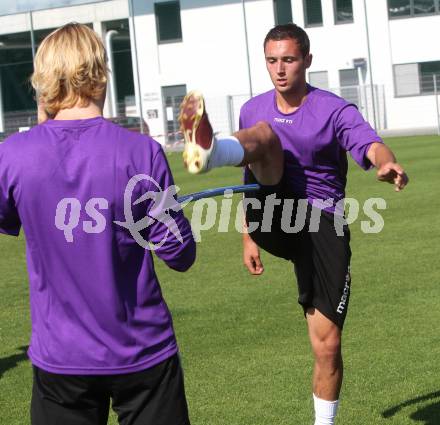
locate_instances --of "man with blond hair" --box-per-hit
[0,23,196,425]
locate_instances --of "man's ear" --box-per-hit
[305,53,313,69]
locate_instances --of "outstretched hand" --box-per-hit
[376,162,409,192]
[243,234,264,275]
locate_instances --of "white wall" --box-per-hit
[132,0,278,141]
[132,0,440,137]
[0,0,128,34]
[305,0,368,89]
[1,0,439,137]
[385,13,440,130]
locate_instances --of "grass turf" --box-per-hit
[0,135,439,424]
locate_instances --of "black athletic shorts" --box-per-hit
[31,354,190,425]
[244,168,352,329]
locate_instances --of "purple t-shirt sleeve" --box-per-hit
[239,114,244,131]
[238,104,250,131]
[0,145,21,236]
[146,147,196,272]
[239,108,249,182]
[335,104,383,170]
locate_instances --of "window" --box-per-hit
[162,85,187,144]
[394,63,420,96]
[274,0,293,25]
[309,71,329,89]
[303,0,323,26]
[155,1,182,43]
[0,26,95,136]
[388,0,439,18]
[339,68,360,106]
[414,0,437,14]
[394,61,440,96]
[420,61,440,92]
[388,0,411,17]
[339,68,358,86]
[334,0,353,23]
[104,20,135,104]
[0,31,34,114]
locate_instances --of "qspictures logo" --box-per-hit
[54,175,387,249]
[114,174,189,249]
[55,174,190,250]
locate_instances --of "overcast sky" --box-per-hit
[0,0,109,16]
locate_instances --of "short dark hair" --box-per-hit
[263,23,310,57]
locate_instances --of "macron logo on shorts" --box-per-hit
[337,267,351,315]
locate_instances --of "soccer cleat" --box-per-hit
[179,90,216,174]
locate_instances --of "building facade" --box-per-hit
[0,0,439,143]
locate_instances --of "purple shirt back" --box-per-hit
[0,117,195,375]
[240,86,382,211]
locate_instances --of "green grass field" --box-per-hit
[0,135,439,424]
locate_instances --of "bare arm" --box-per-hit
[366,142,409,191]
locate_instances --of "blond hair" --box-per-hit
[31,23,108,116]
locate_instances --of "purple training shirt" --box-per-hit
[240,85,382,211]
[0,116,196,375]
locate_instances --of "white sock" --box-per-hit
[207,136,244,170]
[313,394,339,425]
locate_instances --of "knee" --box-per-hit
[255,121,278,144]
[311,334,341,364]
[256,121,284,165]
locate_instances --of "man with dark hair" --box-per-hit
[264,22,310,57]
[180,23,408,424]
